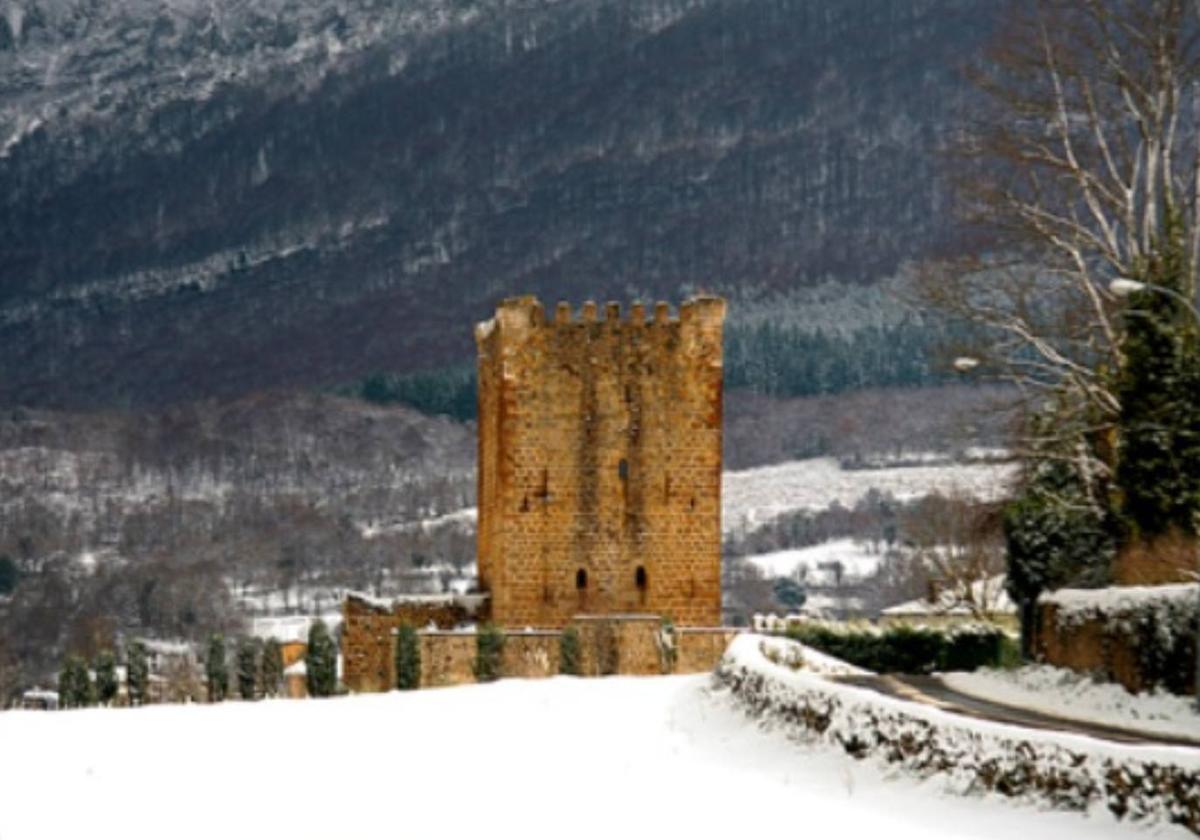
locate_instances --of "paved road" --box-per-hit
[828,673,1200,749]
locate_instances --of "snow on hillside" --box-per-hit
[355,457,1016,550]
[742,538,885,581]
[722,457,1017,534]
[0,676,1182,840]
[358,506,477,538]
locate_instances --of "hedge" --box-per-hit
[784,623,1012,674]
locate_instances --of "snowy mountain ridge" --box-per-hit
[0,0,995,408]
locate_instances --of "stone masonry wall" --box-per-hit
[1035,602,1158,694]
[475,296,725,629]
[419,632,476,688]
[575,615,664,676]
[342,593,483,693]
[676,628,740,673]
[399,623,738,691]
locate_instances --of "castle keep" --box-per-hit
[476,295,726,628]
[341,296,730,692]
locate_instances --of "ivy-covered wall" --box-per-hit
[1036,586,1198,696]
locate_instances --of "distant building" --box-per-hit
[20,687,59,710]
[878,575,1017,632]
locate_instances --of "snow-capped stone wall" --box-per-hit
[1036,584,1198,697]
[716,635,1200,835]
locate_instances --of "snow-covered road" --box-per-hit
[0,675,1175,839]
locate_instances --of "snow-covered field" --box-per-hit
[0,674,1184,840]
[360,457,1018,547]
[742,537,885,580]
[722,457,1017,534]
[942,665,1200,742]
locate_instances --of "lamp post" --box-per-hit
[1110,277,1200,709]
[1109,277,1200,325]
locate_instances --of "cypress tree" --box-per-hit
[126,641,149,706]
[305,620,337,697]
[236,638,259,701]
[472,625,505,683]
[559,626,581,676]
[1116,212,1200,541]
[205,634,228,703]
[57,656,94,709]
[260,638,283,698]
[94,650,118,706]
[394,623,420,690]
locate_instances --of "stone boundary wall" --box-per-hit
[575,615,663,676]
[419,632,476,688]
[354,617,739,691]
[342,593,485,692]
[677,627,740,673]
[718,635,1200,835]
[1034,585,1197,696]
[1035,604,1145,692]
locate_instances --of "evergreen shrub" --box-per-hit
[473,625,505,682]
[94,650,118,705]
[395,623,421,690]
[125,641,149,706]
[784,623,1007,674]
[559,626,581,676]
[305,620,338,697]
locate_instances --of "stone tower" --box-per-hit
[475,295,726,629]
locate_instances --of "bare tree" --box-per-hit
[922,0,1200,486]
[899,494,1009,618]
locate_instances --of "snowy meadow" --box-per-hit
[0,674,1189,840]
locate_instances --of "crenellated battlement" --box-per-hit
[477,295,725,341]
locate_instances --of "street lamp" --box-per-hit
[1110,276,1200,709]
[1109,277,1200,325]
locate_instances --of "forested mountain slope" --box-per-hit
[0,0,994,408]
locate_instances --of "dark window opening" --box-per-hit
[635,566,647,591]
[576,569,588,590]
[520,494,530,512]
[689,496,696,511]
[618,459,629,480]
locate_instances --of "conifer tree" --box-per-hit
[56,658,72,708]
[260,638,283,698]
[126,641,149,706]
[1115,213,1200,541]
[559,626,581,676]
[472,625,505,683]
[236,638,259,701]
[394,623,420,690]
[94,650,118,706]
[205,634,228,703]
[57,656,94,709]
[305,620,337,697]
